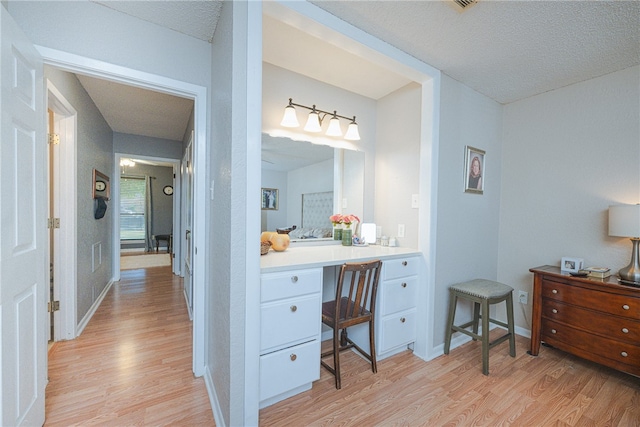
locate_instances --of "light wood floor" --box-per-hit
[45,265,214,426]
[260,333,640,426]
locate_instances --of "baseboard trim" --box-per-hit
[204,365,225,427]
[76,279,113,336]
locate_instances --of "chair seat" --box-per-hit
[449,279,513,300]
[322,297,372,323]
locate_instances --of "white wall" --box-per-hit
[287,159,333,228]
[261,169,288,231]
[113,132,183,160]
[498,65,640,333]
[433,74,504,346]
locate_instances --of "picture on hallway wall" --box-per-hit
[261,188,279,210]
[464,146,485,194]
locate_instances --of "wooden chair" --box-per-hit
[321,259,382,389]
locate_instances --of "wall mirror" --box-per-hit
[261,134,364,241]
[93,168,111,200]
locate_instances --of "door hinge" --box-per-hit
[48,133,60,145]
[48,300,60,313]
[48,218,61,229]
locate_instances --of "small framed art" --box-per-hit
[560,257,584,273]
[261,188,278,210]
[464,146,485,194]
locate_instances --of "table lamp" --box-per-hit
[608,204,640,284]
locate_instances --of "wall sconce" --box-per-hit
[609,203,640,284]
[280,98,360,141]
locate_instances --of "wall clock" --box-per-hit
[95,180,106,192]
[163,185,174,196]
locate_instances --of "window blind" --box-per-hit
[120,177,146,240]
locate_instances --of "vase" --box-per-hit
[333,226,342,240]
[342,227,352,246]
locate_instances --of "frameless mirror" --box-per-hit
[261,134,364,242]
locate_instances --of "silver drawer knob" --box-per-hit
[552,309,558,314]
[402,261,408,266]
[551,329,557,334]
[622,328,629,334]
[400,317,406,323]
[401,282,407,288]
[290,354,297,361]
[290,305,297,312]
[622,304,630,310]
[621,352,628,358]
[552,289,558,294]
[291,275,298,283]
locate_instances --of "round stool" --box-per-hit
[444,279,516,375]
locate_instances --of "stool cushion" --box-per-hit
[450,279,513,299]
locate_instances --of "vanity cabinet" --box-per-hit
[350,256,419,359]
[530,265,640,377]
[259,268,322,408]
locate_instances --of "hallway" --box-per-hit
[45,266,214,426]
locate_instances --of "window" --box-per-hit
[120,177,146,240]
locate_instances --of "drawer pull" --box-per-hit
[290,354,297,361]
[402,261,408,266]
[621,352,628,358]
[552,309,558,314]
[622,304,630,310]
[551,329,557,334]
[290,305,297,312]
[552,289,558,294]
[291,276,298,283]
[622,328,629,334]
[400,317,406,323]
[401,282,407,288]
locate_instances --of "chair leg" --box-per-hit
[506,292,516,357]
[334,327,342,389]
[369,318,377,374]
[481,300,490,375]
[444,291,457,354]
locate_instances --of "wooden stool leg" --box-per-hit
[444,290,458,354]
[369,319,377,374]
[481,300,490,375]
[472,302,480,340]
[506,292,516,357]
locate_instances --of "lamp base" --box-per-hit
[618,238,640,284]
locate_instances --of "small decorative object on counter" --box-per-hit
[389,237,397,247]
[330,214,343,240]
[270,233,290,252]
[381,235,389,247]
[342,228,352,246]
[260,241,272,255]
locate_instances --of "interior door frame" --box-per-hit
[37,46,208,376]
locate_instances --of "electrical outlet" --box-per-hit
[518,290,528,305]
[398,224,405,238]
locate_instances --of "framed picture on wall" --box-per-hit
[261,188,278,210]
[464,145,485,194]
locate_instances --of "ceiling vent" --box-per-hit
[451,0,477,11]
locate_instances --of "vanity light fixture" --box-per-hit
[280,98,361,141]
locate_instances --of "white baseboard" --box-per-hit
[204,365,225,427]
[76,279,113,336]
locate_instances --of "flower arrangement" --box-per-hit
[329,214,360,228]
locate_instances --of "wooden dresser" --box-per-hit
[529,265,640,377]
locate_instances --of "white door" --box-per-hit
[0,7,47,426]
[182,133,194,315]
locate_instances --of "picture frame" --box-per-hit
[261,188,278,210]
[92,168,110,200]
[464,145,485,194]
[561,257,584,273]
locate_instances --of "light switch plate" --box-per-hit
[398,224,405,238]
[411,194,419,209]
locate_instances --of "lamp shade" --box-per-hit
[304,111,322,133]
[326,115,342,137]
[280,105,299,128]
[609,204,640,238]
[344,121,360,141]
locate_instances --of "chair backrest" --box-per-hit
[334,260,382,325]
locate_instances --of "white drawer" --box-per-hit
[261,268,322,303]
[380,276,417,316]
[261,294,321,352]
[260,339,320,402]
[378,309,416,353]
[383,257,419,280]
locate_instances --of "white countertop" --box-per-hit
[260,244,421,273]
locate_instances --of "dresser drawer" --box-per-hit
[378,309,416,353]
[542,279,640,319]
[261,294,321,352]
[259,339,320,402]
[380,276,417,316]
[543,299,640,342]
[383,257,418,280]
[542,318,640,367]
[261,268,322,303]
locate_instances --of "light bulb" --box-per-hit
[280,105,299,128]
[304,111,322,133]
[326,113,342,137]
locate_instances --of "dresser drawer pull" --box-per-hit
[291,276,298,283]
[621,352,628,358]
[551,329,557,334]
[290,305,297,312]
[401,282,407,288]
[400,317,406,323]
[622,304,630,310]
[402,261,408,266]
[290,354,297,361]
[552,309,558,314]
[552,289,558,294]
[622,328,629,334]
